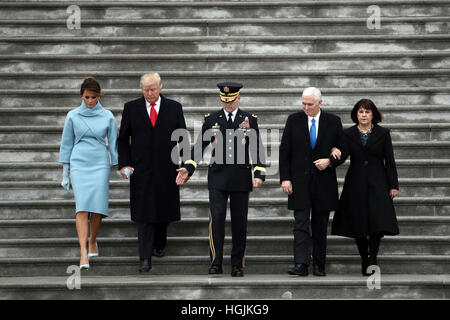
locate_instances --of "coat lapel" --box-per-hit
[154,95,168,128]
[364,124,386,148]
[138,96,153,129]
[234,109,245,129]
[300,112,310,143]
[346,125,364,148]
[314,110,326,149]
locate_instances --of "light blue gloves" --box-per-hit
[61,163,70,191]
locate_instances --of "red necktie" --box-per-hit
[150,103,157,127]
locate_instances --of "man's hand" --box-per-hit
[120,166,134,179]
[176,168,190,185]
[253,178,263,188]
[330,147,341,160]
[281,180,293,195]
[389,189,399,199]
[314,158,331,171]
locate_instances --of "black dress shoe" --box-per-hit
[361,258,371,276]
[152,248,165,258]
[139,259,151,273]
[313,264,326,276]
[368,255,378,267]
[231,266,244,277]
[287,264,308,276]
[208,265,223,275]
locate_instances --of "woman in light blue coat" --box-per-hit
[59,77,118,269]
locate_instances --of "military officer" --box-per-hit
[176,82,266,277]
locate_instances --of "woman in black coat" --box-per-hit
[331,99,399,276]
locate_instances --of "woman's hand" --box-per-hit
[389,189,399,199]
[330,147,341,160]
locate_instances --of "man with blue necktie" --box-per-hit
[279,87,347,277]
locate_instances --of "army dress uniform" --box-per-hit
[183,82,266,276]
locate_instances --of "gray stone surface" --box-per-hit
[0,0,448,300]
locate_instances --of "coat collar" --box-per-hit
[139,94,167,129]
[346,124,388,148]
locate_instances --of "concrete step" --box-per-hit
[0,216,448,239]
[1,178,448,201]
[0,197,448,220]
[3,52,449,72]
[2,18,449,37]
[1,159,448,182]
[1,35,449,55]
[0,235,448,258]
[1,273,448,299]
[2,69,450,89]
[1,123,448,144]
[0,255,449,278]
[1,0,449,19]
[2,106,450,127]
[0,140,448,162]
[1,88,448,109]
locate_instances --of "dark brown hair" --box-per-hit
[351,98,383,124]
[80,77,102,96]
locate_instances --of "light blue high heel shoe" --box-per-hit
[88,242,99,259]
[80,264,90,270]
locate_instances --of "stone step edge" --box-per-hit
[4,69,450,77]
[1,274,448,290]
[3,52,449,60]
[1,255,449,265]
[2,88,449,95]
[2,35,450,42]
[1,178,449,188]
[2,123,450,132]
[3,17,450,25]
[0,104,450,112]
[1,159,449,168]
[1,124,450,133]
[1,216,449,226]
[1,141,448,150]
[2,0,450,8]
[0,235,448,245]
[0,197,448,207]
[2,106,450,114]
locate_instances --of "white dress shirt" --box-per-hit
[145,96,161,118]
[223,107,239,122]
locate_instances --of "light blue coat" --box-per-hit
[59,101,118,216]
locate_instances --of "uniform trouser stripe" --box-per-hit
[208,212,216,266]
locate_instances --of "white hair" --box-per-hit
[302,87,322,102]
[140,73,162,88]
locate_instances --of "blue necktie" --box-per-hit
[310,118,316,149]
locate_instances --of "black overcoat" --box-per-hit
[331,124,400,238]
[118,95,187,223]
[279,110,347,212]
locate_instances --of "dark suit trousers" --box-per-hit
[208,189,249,268]
[137,222,168,260]
[293,207,330,268]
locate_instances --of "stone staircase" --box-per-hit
[0,0,449,299]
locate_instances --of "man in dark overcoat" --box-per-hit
[279,87,347,276]
[176,82,266,277]
[118,73,187,272]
